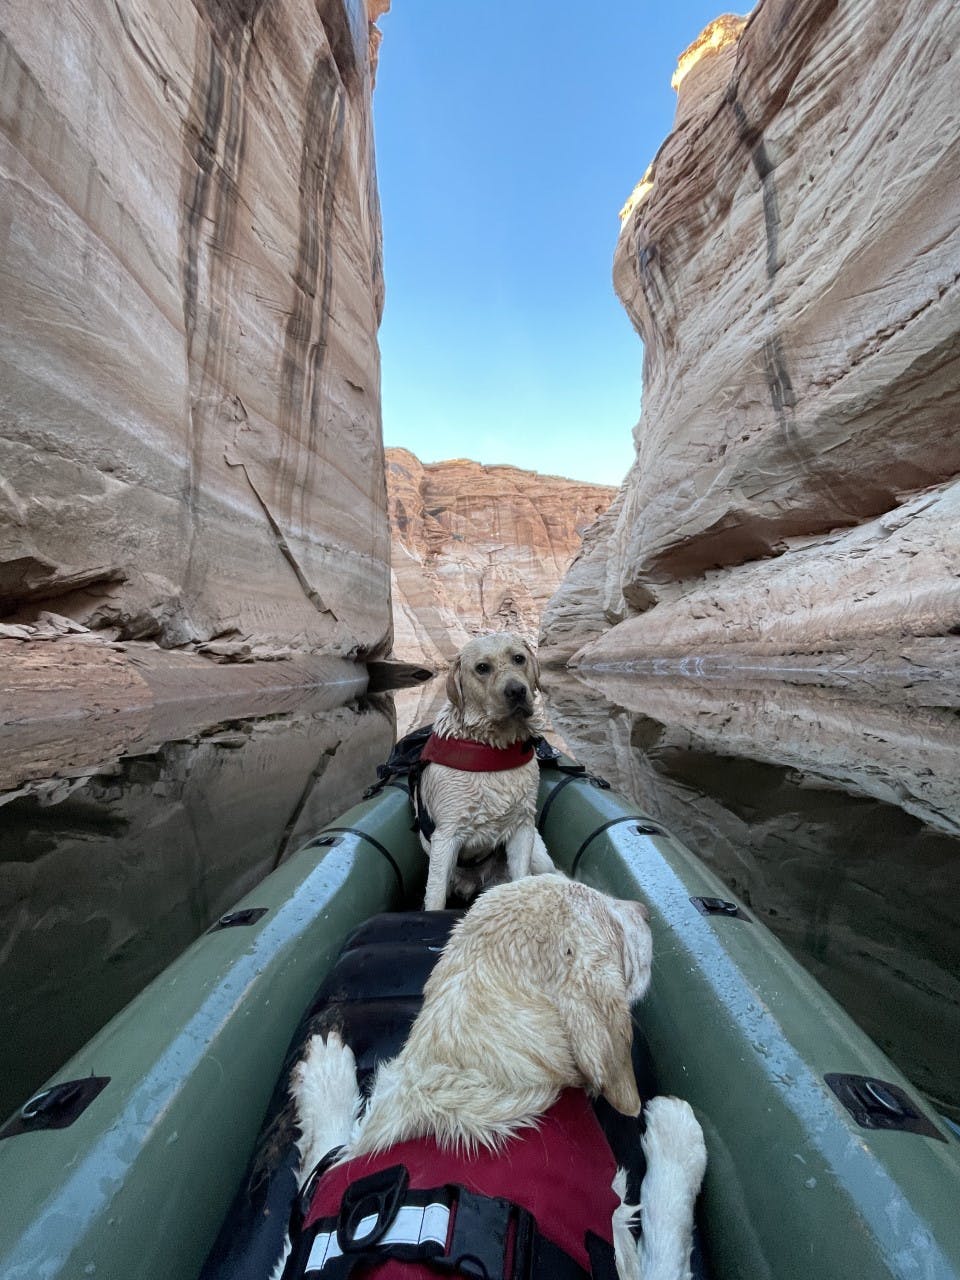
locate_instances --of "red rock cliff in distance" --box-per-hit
[386,449,615,667]
[0,0,393,658]
[541,0,960,672]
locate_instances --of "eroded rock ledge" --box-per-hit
[0,0,392,658]
[542,0,960,673]
[387,448,615,667]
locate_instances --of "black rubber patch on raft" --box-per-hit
[209,908,269,931]
[0,1077,110,1141]
[826,1075,947,1142]
[691,897,751,923]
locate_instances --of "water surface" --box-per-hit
[0,687,395,1118]
[544,670,960,1122]
[2,669,957,1126]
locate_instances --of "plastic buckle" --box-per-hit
[337,1164,410,1252]
[443,1189,527,1280]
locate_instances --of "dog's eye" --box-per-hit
[475,661,490,675]
[512,653,526,665]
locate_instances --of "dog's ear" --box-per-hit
[557,947,641,1117]
[445,656,464,712]
[522,640,541,691]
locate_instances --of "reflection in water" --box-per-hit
[393,678,447,739]
[542,672,960,1121]
[0,690,395,1119]
[4,666,958,1129]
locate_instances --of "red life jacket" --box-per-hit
[420,733,535,772]
[303,1089,617,1278]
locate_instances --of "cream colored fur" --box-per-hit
[421,632,557,910]
[283,878,707,1280]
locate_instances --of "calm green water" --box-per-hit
[1,672,957,1123]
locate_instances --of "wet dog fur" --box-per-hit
[278,878,707,1280]
[419,632,557,910]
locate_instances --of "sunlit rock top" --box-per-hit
[670,13,747,91]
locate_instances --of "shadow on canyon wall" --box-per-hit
[543,672,960,1121]
[0,689,395,1118]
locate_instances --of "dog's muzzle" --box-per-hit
[504,680,532,716]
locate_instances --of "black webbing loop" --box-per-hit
[570,816,646,877]
[310,828,404,893]
[537,771,586,834]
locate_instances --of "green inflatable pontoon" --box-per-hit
[1,754,958,1280]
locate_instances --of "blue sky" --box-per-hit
[373,3,735,487]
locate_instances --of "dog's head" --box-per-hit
[445,633,540,731]
[440,878,651,1117]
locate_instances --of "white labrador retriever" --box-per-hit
[279,878,707,1280]
[418,633,557,910]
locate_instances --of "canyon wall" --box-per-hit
[386,448,615,667]
[541,0,960,670]
[0,0,392,658]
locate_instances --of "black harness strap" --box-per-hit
[283,1162,607,1280]
[413,768,436,843]
[536,765,611,837]
[536,771,586,835]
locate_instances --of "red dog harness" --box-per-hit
[285,1090,618,1279]
[420,734,535,772]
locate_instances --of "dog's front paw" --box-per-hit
[642,1095,707,1197]
[290,1030,361,1172]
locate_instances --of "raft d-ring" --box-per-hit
[21,1087,59,1121]
[1,1077,111,1139]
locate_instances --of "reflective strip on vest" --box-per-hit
[306,1202,450,1273]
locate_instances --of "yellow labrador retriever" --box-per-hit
[279,878,707,1280]
[418,632,557,910]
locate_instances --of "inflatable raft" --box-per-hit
[1,752,958,1280]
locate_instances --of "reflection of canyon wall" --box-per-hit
[392,677,447,739]
[542,0,960,669]
[0,1,392,657]
[544,673,960,1119]
[387,448,615,667]
[0,694,394,1117]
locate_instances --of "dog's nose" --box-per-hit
[505,680,528,704]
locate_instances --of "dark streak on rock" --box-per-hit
[178,1,268,600]
[314,0,361,99]
[180,43,225,349]
[722,0,839,442]
[727,80,869,528]
[276,51,346,518]
[729,98,781,283]
[727,93,804,467]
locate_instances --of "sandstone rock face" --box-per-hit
[0,0,392,657]
[385,448,615,667]
[579,480,960,667]
[543,0,960,668]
